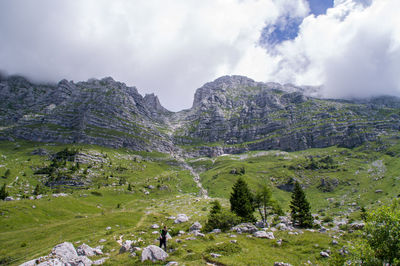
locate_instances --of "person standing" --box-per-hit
[159,225,167,251]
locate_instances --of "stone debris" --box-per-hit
[231,223,257,234]
[210,253,222,258]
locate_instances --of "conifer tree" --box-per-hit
[290,182,313,228]
[33,184,42,196]
[230,177,255,222]
[0,183,8,200]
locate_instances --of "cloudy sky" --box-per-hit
[1,0,399,111]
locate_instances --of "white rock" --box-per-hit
[189,222,202,232]
[141,245,168,262]
[77,243,103,257]
[274,262,293,266]
[51,242,78,263]
[320,251,330,258]
[165,261,179,266]
[275,223,288,230]
[210,253,221,258]
[211,229,221,234]
[119,240,133,254]
[151,224,160,229]
[253,231,275,239]
[174,214,189,224]
[4,196,14,201]
[106,226,111,230]
[92,257,109,265]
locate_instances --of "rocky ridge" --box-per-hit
[1,75,399,157]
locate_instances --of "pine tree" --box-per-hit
[210,200,222,214]
[230,177,255,222]
[290,182,313,228]
[33,184,42,196]
[0,183,8,200]
[127,183,132,191]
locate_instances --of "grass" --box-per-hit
[1,139,400,265]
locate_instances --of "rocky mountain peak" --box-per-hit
[192,75,257,108]
[144,93,169,113]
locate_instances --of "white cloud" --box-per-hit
[0,0,399,110]
[240,0,400,99]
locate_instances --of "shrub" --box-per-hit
[205,242,242,255]
[351,200,400,265]
[90,191,102,196]
[204,209,241,232]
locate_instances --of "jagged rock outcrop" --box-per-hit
[1,75,400,157]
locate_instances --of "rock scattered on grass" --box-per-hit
[141,245,168,262]
[253,231,275,239]
[174,214,189,224]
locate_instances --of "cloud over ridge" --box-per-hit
[0,0,399,110]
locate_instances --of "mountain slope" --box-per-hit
[1,75,400,157]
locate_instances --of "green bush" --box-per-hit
[205,242,242,255]
[204,209,241,232]
[351,200,400,265]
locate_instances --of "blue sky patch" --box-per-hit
[260,0,334,46]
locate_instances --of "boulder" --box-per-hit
[92,257,109,265]
[274,263,293,266]
[253,231,275,239]
[350,222,365,230]
[231,223,257,234]
[275,223,288,230]
[210,253,222,258]
[4,196,14,201]
[165,262,179,266]
[189,222,202,232]
[174,214,189,224]
[320,251,330,258]
[211,229,221,234]
[51,242,79,263]
[141,245,168,262]
[151,224,160,229]
[119,240,134,254]
[77,243,103,256]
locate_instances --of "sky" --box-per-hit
[0,0,399,111]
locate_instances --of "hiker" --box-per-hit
[159,225,168,251]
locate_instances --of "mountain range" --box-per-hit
[1,75,399,157]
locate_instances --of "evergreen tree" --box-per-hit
[290,182,313,228]
[3,169,10,179]
[33,184,42,196]
[127,183,132,191]
[210,200,222,214]
[204,200,240,232]
[230,177,255,222]
[0,183,8,200]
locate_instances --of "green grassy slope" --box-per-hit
[1,139,400,265]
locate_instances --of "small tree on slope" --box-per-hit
[230,177,255,222]
[290,182,313,228]
[0,183,8,200]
